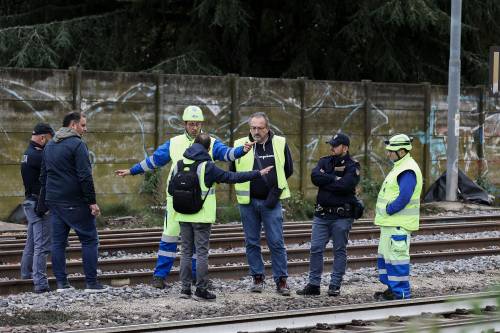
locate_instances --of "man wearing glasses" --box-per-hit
[115,106,252,289]
[231,112,293,296]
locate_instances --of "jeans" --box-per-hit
[179,222,211,290]
[308,216,353,288]
[48,202,99,286]
[20,199,51,290]
[239,198,288,284]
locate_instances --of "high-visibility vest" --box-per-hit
[171,158,216,223]
[374,153,423,231]
[233,135,290,204]
[164,134,214,232]
[167,133,214,196]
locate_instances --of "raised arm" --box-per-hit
[116,140,172,176]
[211,139,247,162]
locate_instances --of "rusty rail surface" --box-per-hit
[0,242,498,295]
[0,237,498,279]
[62,292,500,333]
[0,220,498,262]
[2,214,500,241]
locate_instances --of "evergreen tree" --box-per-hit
[0,0,498,85]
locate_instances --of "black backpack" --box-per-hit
[169,160,211,214]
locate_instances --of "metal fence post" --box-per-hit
[362,80,372,172]
[70,66,82,111]
[422,82,432,190]
[298,77,307,195]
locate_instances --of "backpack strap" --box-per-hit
[172,160,184,177]
[195,161,212,205]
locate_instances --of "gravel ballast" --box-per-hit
[0,255,498,332]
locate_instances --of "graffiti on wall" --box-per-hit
[1,70,498,219]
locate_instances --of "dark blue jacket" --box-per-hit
[21,141,44,200]
[168,143,261,195]
[311,152,360,211]
[40,128,96,205]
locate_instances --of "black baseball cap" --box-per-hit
[326,133,350,147]
[32,123,55,136]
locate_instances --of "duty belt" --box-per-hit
[315,203,352,217]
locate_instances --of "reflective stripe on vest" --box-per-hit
[374,153,423,231]
[233,135,290,204]
[171,158,216,223]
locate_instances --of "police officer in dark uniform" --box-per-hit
[297,133,360,296]
[20,123,54,293]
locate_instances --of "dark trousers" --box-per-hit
[179,222,212,290]
[20,199,51,290]
[48,202,99,286]
[308,216,353,288]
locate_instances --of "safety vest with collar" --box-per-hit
[170,158,216,223]
[233,135,290,204]
[166,133,214,196]
[374,153,423,231]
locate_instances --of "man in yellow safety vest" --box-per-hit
[115,106,252,289]
[373,133,423,300]
[232,112,293,296]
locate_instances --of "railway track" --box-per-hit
[1,246,498,295]
[2,214,500,242]
[1,220,498,263]
[1,214,498,295]
[0,237,498,279]
[61,291,500,333]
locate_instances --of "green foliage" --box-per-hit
[100,203,140,217]
[216,205,241,224]
[282,191,315,221]
[148,50,223,75]
[96,201,164,229]
[1,0,499,84]
[358,174,382,214]
[476,174,497,196]
[140,169,164,206]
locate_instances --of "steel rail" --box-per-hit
[1,220,499,249]
[0,237,499,278]
[2,214,500,241]
[60,292,500,333]
[0,247,498,295]
[1,221,498,263]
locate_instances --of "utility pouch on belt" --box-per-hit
[353,197,365,219]
[315,203,352,218]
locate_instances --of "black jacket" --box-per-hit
[168,143,261,195]
[40,128,96,205]
[231,132,293,199]
[21,141,44,200]
[311,152,360,211]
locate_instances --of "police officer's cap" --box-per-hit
[326,133,350,147]
[32,123,55,136]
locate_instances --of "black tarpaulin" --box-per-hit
[423,170,494,206]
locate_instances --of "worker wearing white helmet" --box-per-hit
[373,134,423,301]
[115,105,253,289]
